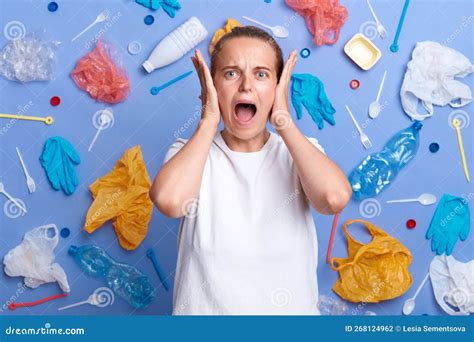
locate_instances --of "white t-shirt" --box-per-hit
[164,130,325,315]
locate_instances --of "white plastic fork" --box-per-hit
[345,105,372,149]
[0,182,27,213]
[367,0,388,39]
[71,10,109,42]
[16,147,36,194]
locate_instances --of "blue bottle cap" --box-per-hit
[144,15,154,25]
[60,227,70,238]
[68,245,78,256]
[300,48,310,58]
[48,1,58,12]
[413,121,423,130]
[429,142,439,153]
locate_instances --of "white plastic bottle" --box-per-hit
[142,17,208,73]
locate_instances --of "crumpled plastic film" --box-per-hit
[285,0,348,46]
[209,18,242,55]
[70,40,130,104]
[0,34,60,82]
[3,224,70,292]
[84,146,153,250]
[330,219,413,303]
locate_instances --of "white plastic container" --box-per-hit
[142,17,208,73]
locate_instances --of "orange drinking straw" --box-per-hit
[326,212,340,264]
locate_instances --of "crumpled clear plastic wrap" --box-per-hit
[71,40,130,104]
[0,34,60,82]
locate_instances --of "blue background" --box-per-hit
[0,0,472,316]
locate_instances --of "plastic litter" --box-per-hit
[16,147,36,194]
[47,2,58,12]
[40,136,80,195]
[144,15,155,25]
[71,10,109,42]
[406,219,416,229]
[366,0,387,38]
[241,16,289,38]
[390,0,410,52]
[300,48,311,58]
[330,219,412,303]
[402,272,429,315]
[318,295,348,315]
[0,182,27,214]
[127,41,142,55]
[150,70,193,95]
[60,227,70,238]
[429,142,439,153]
[0,34,59,83]
[285,0,348,46]
[426,193,470,256]
[142,17,208,73]
[0,113,53,125]
[84,146,153,250]
[71,40,130,104]
[345,105,372,149]
[58,287,115,311]
[3,224,70,292]
[50,96,61,106]
[9,293,68,310]
[350,79,360,89]
[344,33,381,70]
[209,18,241,55]
[326,212,340,263]
[452,119,470,182]
[349,122,422,200]
[290,73,336,129]
[147,248,170,291]
[135,0,181,18]
[368,70,387,119]
[88,107,114,152]
[386,193,436,206]
[69,245,156,308]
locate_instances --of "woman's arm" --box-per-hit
[150,50,220,218]
[270,51,352,214]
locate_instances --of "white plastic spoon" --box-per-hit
[386,193,436,206]
[403,272,429,315]
[72,10,110,42]
[367,0,388,39]
[369,70,387,119]
[58,288,114,311]
[16,147,36,194]
[242,16,289,38]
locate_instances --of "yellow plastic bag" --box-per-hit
[208,18,241,55]
[330,219,412,303]
[84,146,153,250]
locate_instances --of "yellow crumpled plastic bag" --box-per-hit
[330,219,412,303]
[84,146,153,250]
[208,18,242,55]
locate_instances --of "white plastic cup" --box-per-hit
[142,17,208,73]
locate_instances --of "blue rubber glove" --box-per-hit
[40,136,80,195]
[135,0,181,17]
[290,73,336,129]
[426,194,470,255]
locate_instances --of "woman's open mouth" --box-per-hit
[233,102,257,125]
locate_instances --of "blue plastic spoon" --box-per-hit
[150,70,193,95]
[390,0,410,53]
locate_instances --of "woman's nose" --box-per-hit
[239,74,253,92]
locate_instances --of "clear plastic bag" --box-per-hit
[318,295,349,315]
[0,33,60,83]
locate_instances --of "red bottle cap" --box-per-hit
[350,79,360,89]
[50,96,61,106]
[406,219,416,229]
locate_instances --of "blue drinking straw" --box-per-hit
[390,0,410,53]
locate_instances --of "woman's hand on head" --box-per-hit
[191,49,220,128]
[270,50,298,131]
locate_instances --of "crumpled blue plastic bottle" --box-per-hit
[349,121,423,200]
[69,245,156,309]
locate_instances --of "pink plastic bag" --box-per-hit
[285,0,348,46]
[71,41,130,104]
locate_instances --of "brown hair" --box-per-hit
[210,26,284,80]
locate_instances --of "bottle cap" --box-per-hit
[413,121,423,130]
[142,60,154,73]
[68,245,78,256]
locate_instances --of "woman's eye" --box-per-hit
[225,70,237,78]
[257,71,268,79]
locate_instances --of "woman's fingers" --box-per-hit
[196,50,216,93]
